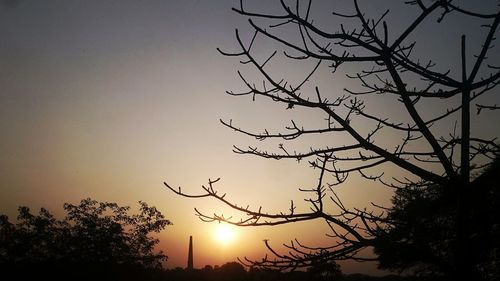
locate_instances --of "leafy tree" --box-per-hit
[375,158,500,280]
[165,1,500,280]
[0,198,171,270]
[216,261,247,281]
[307,251,342,281]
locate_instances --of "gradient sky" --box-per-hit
[1,0,499,275]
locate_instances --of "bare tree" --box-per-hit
[165,1,500,280]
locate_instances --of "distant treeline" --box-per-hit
[161,264,454,281]
[0,199,456,281]
[0,261,456,281]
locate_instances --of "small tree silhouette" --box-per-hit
[0,198,171,277]
[216,261,247,281]
[307,251,342,280]
[165,1,500,280]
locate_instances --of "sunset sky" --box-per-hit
[1,0,499,276]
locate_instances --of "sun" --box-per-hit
[214,223,236,245]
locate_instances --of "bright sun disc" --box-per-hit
[215,224,236,245]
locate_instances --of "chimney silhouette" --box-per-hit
[187,235,193,270]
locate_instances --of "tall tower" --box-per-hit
[187,235,193,270]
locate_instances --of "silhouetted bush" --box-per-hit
[0,198,171,279]
[375,159,500,280]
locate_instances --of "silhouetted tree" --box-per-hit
[216,261,248,281]
[0,198,171,277]
[375,158,500,279]
[165,1,500,280]
[307,252,342,280]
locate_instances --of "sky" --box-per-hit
[1,0,499,276]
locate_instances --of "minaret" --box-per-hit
[187,235,193,270]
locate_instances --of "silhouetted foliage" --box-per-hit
[375,182,457,276]
[307,253,342,280]
[165,1,500,280]
[0,198,171,279]
[160,265,447,281]
[375,158,500,280]
[217,261,247,280]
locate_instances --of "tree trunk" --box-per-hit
[454,181,485,281]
